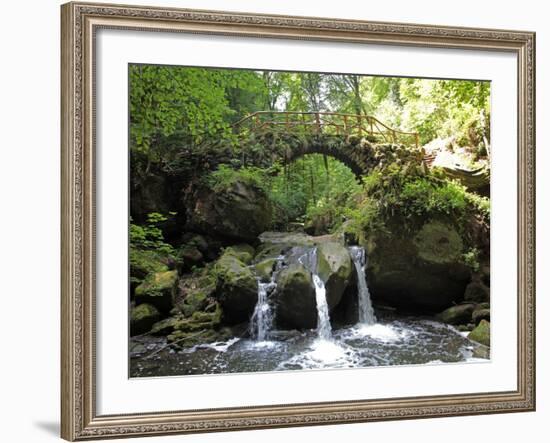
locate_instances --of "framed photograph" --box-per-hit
[61,1,536,440]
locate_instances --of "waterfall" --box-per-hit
[250,256,284,341]
[349,246,377,325]
[312,273,332,340]
[250,280,275,341]
[299,247,333,340]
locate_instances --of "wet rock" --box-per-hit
[437,303,476,325]
[213,251,258,324]
[134,270,178,312]
[316,241,353,308]
[254,258,277,282]
[472,344,490,359]
[130,303,161,336]
[254,242,292,263]
[468,319,490,346]
[274,263,316,329]
[184,180,272,242]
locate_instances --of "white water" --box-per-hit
[249,256,284,341]
[249,280,275,341]
[298,247,334,341]
[349,246,377,325]
[312,273,332,340]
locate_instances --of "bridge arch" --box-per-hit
[233,111,423,178]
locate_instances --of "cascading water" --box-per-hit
[349,246,377,325]
[299,247,333,341]
[249,280,275,341]
[312,273,332,340]
[249,256,284,341]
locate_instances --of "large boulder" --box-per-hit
[274,263,316,329]
[134,270,178,312]
[184,180,272,242]
[315,242,353,308]
[213,251,258,324]
[366,219,471,312]
[130,303,160,336]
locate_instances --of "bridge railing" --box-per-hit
[232,111,420,148]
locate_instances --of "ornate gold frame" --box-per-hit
[61,2,536,440]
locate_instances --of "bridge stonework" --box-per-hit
[233,111,424,177]
[242,132,425,178]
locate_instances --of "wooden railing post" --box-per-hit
[315,112,321,134]
[231,111,420,148]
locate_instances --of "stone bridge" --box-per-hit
[232,111,424,177]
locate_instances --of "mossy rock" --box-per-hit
[316,241,353,309]
[150,316,180,336]
[174,303,222,333]
[223,244,255,265]
[254,258,276,282]
[130,303,160,336]
[254,242,291,263]
[258,231,315,247]
[214,252,258,324]
[437,303,476,325]
[184,180,273,242]
[472,308,490,325]
[274,263,316,329]
[464,281,490,303]
[180,291,208,317]
[135,270,178,312]
[365,218,470,312]
[468,319,490,346]
[167,325,231,347]
[413,221,463,265]
[175,245,203,274]
[129,248,169,289]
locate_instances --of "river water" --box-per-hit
[130,315,489,377]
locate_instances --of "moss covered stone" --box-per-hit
[414,221,463,265]
[468,319,490,346]
[464,281,490,303]
[254,258,276,282]
[437,303,476,325]
[223,244,255,265]
[176,244,203,273]
[316,241,353,308]
[472,308,490,325]
[184,180,273,242]
[135,270,178,312]
[130,303,160,336]
[129,248,169,288]
[365,217,470,312]
[274,263,316,329]
[214,251,258,324]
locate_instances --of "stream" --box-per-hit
[130,244,489,377]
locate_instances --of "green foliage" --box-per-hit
[462,247,481,272]
[206,164,273,193]
[400,178,468,217]
[130,212,175,255]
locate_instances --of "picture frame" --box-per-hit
[60,1,536,440]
